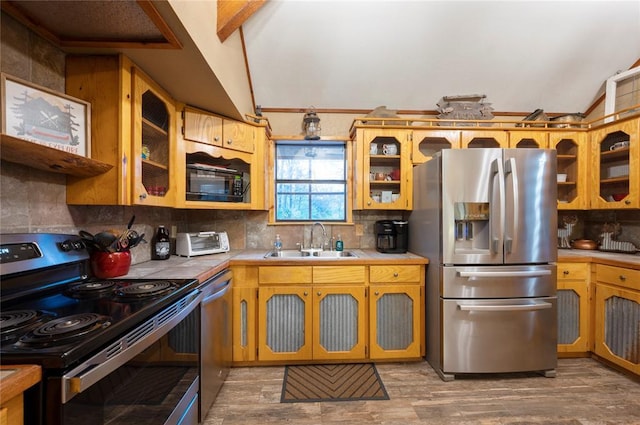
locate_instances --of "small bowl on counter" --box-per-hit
[571,239,598,250]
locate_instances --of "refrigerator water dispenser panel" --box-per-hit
[454,202,490,249]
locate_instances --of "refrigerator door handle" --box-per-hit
[503,158,519,254]
[489,158,504,255]
[457,300,553,312]
[459,270,552,279]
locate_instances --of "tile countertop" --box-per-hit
[558,249,640,270]
[124,249,429,282]
[0,365,41,403]
[122,248,640,283]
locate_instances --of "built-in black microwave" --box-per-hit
[186,163,244,202]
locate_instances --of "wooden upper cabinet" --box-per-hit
[222,120,255,153]
[461,129,508,148]
[183,106,222,147]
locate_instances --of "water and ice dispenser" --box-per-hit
[453,202,490,251]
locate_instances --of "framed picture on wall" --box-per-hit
[1,73,91,158]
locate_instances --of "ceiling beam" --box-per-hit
[217,0,266,43]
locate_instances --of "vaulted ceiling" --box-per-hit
[242,1,640,115]
[3,1,639,118]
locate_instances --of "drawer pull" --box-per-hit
[393,272,399,277]
[619,275,627,281]
[563,270,569,275]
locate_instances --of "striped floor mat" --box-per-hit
[281,363,389,403]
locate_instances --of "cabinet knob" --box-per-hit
[374,291,379,296]
[619,275,627,281]
[317,291,322,296]
[625,200,631,205]
[563,270,569,275]
[139,193,147,200]
[227,139,233,145]
[214,137,220,142]
[303,291,308,296]
[393,272,399,277]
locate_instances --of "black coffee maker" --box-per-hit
[375,220,408,253]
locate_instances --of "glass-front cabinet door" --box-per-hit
[509,130,548,148]
[590,118,638,209]
[358,129,410,210]
[132,68,176,207]
[461,129,508,148]
[550,132,588,210]
[411,129,460,164]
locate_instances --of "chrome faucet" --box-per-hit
[310,222,327,250]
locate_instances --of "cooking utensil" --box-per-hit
[517,109,548,127]
[571,239,598,250]
[94,232,118,252]
[549,113,585,128]
[127,215,135,229]
[128,233,146,248]
[79,230,102,251]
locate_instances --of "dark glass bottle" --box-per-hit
[152,225,171,260]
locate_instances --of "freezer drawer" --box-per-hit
[442,265,556,299]
[441,297,557,375]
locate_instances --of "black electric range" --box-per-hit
[0,233,201,425]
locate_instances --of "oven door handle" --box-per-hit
[61,289,200,403]
[457,301,553,312]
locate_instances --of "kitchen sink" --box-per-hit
[264,249,357,258]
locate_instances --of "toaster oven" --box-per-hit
[176,232,230,257]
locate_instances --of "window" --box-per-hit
[275,141,346,221]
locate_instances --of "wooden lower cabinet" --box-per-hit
[594,265,640,375]
[232,286,257,362]
[369,284,422,359]
[556,262,590,354]
[233,263,425,364]
[257,285,366,361]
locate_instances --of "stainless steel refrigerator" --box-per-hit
[409,148,557,381]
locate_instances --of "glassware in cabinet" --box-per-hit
[133,69,176,206]
[590,118,638,209]
[363,130,407,209]
[550,132,587,210]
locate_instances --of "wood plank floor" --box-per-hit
[203,358,640,425]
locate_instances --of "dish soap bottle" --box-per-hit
[335,234,343,252]
[274,234,283,255]
[152,225,171,260]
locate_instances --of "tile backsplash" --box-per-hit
[558,210,640,252]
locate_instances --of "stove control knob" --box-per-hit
[59,240,74,252]
[59,239,84,252]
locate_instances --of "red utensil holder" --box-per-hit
[90,251,131,279]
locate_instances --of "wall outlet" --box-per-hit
[355,224,364,236]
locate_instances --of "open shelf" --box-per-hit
[1,133,113,177]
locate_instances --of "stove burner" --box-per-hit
[16,313,111,348]
[66,281,117,299]
[1,309,53,343]
[115,281,177,300]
